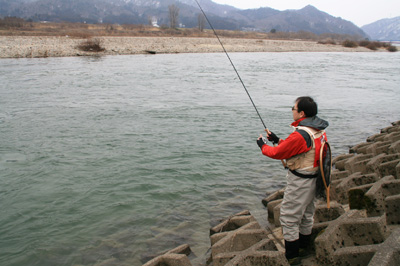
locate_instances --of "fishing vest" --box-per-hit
[286,126,327,173]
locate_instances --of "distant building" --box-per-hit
[151,17,159,28]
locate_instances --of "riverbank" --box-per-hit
[0,36,375,58]
[143,120,400,266]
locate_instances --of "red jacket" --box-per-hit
[260,116,329,160]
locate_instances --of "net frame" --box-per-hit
[319,141,332,208]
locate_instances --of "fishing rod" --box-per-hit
[193,2,286,247]
[193,0,267,130]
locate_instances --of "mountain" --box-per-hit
[0,0,368,38]
[239,5,366,36]
[362,16,400,41]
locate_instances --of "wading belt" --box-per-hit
[289,169,318,179]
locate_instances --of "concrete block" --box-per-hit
[344,154,373,174]
[213,238,288,266]
[262,188,284,207]
[348,183,374,210]
[212,252,235,266]
[210,211,288,266]
[265,189,285,202]
[315,210,365,264]
[383,132,400,142]
[349,142,372,154]
[389,140,400,154]
[315,210,387,265]
[210,210,254,236]
[381,125,400,134]
[334,172,379,204]
[142,244,192,266]
[365,141,392,156]
[273,202,282,227]
[333,154,354,165]
[334,154,354,171]
[159,254,192,266]
[385,194,400,225]
[211,232,230,246]
[211,221,261,246]
[333,245,379,266]
[369,228,400,266]
[367,133,386,143]
[266,199,282,222]
[212,227,269,257]
[378,159,400,179]
[331,169,350,181]
[314,201,345,223]
[364,176,397,217]
[366,154,400,176]
[397,161,400,179]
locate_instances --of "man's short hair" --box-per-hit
[296,96,318,117]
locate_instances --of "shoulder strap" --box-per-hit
[295,126,325,148]
[296,126,324,138]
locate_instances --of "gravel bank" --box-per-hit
[0,36,373,58]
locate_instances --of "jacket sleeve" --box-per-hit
[260,131,311,160]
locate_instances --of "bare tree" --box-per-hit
[168,4,179,29]
[198,13,206,32]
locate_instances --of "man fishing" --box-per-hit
[194,1,329,264]
[257,96,329,265]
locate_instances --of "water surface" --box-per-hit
[0,52,399,265]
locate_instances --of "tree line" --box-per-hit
[0,5,206,31]
[0,17,27,28]
[168,4,205,31]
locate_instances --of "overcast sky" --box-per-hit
[211,0,400,27]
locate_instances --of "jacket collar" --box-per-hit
[291,116,329,130]
[291,117,307,127]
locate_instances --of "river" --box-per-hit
[0,52,399,265]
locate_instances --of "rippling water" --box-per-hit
[1,52,399,266]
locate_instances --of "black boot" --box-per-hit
[299,233,312,258]
[285,239,301,266]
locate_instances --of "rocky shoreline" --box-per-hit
[0,36,375,59]
[143,121,400,266]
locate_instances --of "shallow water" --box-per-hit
[0,52,399,266]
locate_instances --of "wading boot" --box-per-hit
[285,239,301,266]
[299,233,313,258]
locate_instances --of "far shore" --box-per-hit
[0,36,378,59]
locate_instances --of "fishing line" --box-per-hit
[194,0,267,129]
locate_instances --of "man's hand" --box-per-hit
[257,134,266,149]
[266,129,280,144]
